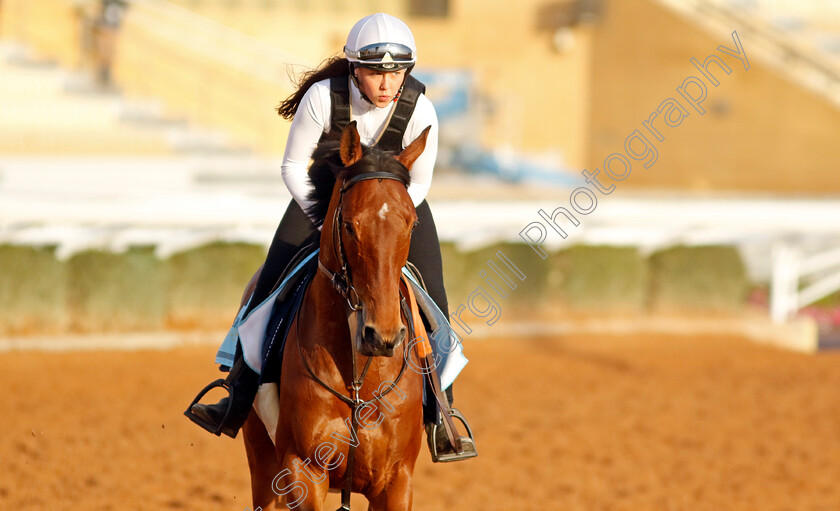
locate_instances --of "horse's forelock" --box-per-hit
[345,152,410,184]
[305,140,410,226]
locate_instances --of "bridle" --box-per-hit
[297,169,413,511]
[316,171,406,312]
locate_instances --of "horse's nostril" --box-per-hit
[362,324,405,354]
[363,325,379,346]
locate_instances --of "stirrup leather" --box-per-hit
[428,408,478,463]
[183,378,235,436]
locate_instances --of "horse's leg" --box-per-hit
[275,452,329,511]
[243,410,281,510]
[366,464,414,511]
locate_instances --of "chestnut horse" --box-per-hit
[241,121,431,510]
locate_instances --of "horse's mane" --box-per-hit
[305,134,411,227]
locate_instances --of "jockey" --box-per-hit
[187,13,476,462]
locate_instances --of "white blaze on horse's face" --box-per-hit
[335,121,431,357]
[342,184,415,357]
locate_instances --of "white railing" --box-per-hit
[772,244,840,322]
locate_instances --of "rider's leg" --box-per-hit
[188,200,317,438]
[407,201,456,402]
[408,201,476,460]
[246,200,318,316]
[188,348,258,438]
[408,201,450,318]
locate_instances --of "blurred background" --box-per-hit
[2,0,840,341]
[1,1,840,510]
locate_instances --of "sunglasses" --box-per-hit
[345,42,415,62]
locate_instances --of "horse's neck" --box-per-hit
[301,271,350,344]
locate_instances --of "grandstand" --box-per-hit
[0,35,287,255]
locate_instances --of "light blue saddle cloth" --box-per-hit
[214,250,467,389]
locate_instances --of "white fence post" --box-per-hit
[771,243,799,323]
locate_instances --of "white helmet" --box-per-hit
[344,13,416,72]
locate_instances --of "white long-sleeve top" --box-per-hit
[281,76,439,219]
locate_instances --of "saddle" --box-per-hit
[258,242,319,386]
[256,253,446,389]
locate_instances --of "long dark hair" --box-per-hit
[276,56,350,120]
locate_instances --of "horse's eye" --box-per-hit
[411,220,420,232]
[344,222,356,236]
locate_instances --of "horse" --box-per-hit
[241,120,432,511]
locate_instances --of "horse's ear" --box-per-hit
[396,125,431,171]
[340,121,363,166]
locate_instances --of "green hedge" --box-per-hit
[552,245,648,313]
[0,245,66,335]
[66,247,167,332]
[439,241,473,302]
[471,242,550,306]
[648,245,749,313]
[0,242,753,335]
[166,242,266,329]
[442,242,550,318]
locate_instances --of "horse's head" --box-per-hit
[313,121,430,357]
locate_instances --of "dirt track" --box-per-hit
[2,333,839,511]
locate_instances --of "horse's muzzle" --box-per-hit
[361,324,406,357]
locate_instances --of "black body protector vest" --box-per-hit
[324,73,426,152]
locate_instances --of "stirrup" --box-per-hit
[428,408,478,463]
[183,378,234,436]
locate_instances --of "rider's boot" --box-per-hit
[184,355,259,438]
[425,385,478,462]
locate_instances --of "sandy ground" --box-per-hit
[2,333,839,511]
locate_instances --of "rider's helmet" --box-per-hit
[344,13,416,72]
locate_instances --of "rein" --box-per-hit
[299,171,409,511]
